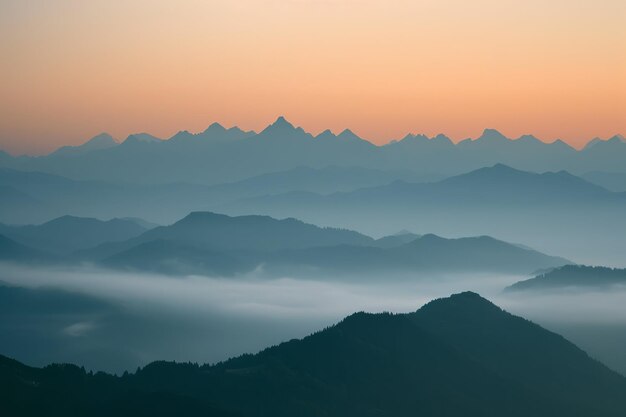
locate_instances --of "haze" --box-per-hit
[2,262,626,376]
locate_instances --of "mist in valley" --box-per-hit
[2,262,625,376]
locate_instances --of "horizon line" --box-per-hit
[2,116,624,157]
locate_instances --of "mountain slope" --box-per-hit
[1,292,625,417]
[85,212,374,260]
[75,212,569,277]
[0,216,147,254]
[265,234,570,277]
[0,234,52,263]
[221,164,626,267]
[49,133,118,157]
[506,265,626,291]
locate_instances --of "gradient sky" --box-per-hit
[1,0,625,155]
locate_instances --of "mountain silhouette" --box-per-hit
[1,118,624,185]
[2,292,625,416]
[506,264,626,291]
[216,164,626,266]
[70,212,570,277]
[232,164,624,211]
[49,133,118,157]
[0,216,147,255]
[0,163,436,225]
[77,211,374,264]
[264,233,570,277]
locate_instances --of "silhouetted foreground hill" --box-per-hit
[2,292,625,417]
[506,265,626,291]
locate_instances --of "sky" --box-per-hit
[1,0,625,155]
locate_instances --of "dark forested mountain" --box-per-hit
[506,265,626,291]
[0,216,147,255]
[2,292,625,417]
[1,118,624,185]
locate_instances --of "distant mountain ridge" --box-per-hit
[506,265,626,291]
[0,215,146,255]
[1,117,624,185]
[2,292,625,416]
[0,163,440,225]
[216,164,626,268]
[70,211,569,277]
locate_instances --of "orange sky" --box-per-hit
[1,0,625,155]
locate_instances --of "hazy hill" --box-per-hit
[0,185,52,224]
[582,171,626,192]
[506,265,626,291]
[0,234,52,263]
[265,234,570,277]
[2,292,625,417]
[0,166,427,225]
[137,211,374,251]
[1,119,625,185]
[78,211,375,265]
[0,216,147,255]
[220,164,626,267]
[238,164,624,210]
[73,212,569,277]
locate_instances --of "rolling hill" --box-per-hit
[75,212,569,277]
[506,265,626,291]
[0,216,147,255]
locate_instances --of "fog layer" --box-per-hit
[1,262,624,375]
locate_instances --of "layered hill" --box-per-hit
[0,216,146,255]
[219,164,626,267]
[69,212,570,277]
[506,265,626,291]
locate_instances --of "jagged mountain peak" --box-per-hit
[477,128,509,142]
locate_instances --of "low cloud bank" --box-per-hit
[1,262,625,374]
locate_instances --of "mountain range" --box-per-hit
[2,292,625,417]
[0,216,146,255]
[0,165,428,225]
[0,211,569,277]
[217,164,626,267]
[2,162,623,266]
[1,117,624,185]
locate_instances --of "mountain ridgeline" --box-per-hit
[507,265,626,291]
[1,118,625,185]
[2,292,625,417]
[0,212,570,277]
